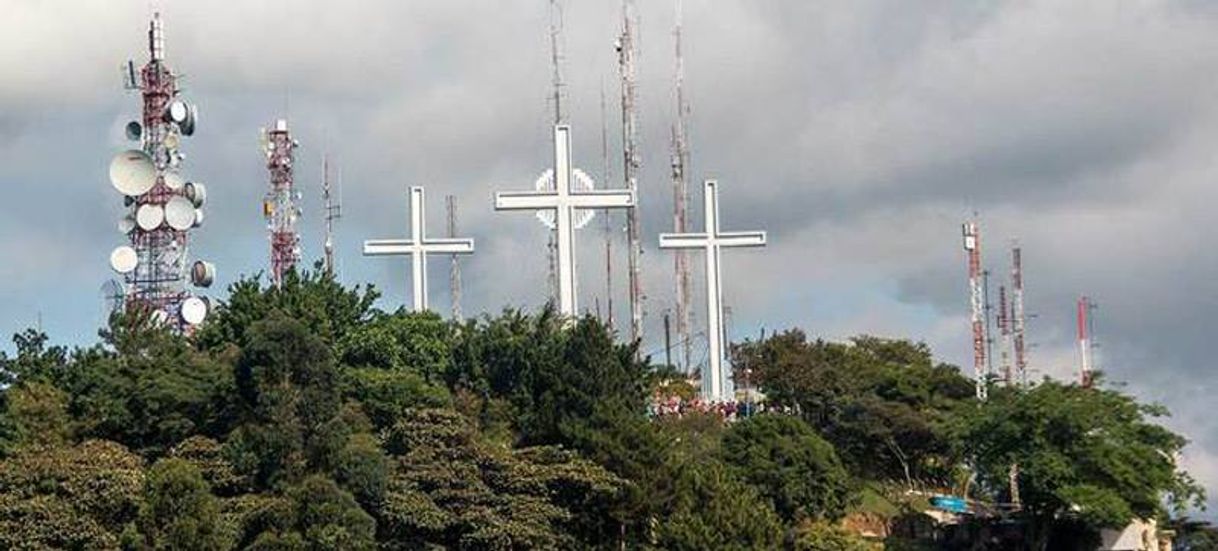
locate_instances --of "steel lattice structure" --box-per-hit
[263,119,301,288]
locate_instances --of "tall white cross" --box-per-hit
[496,125,634,317]
[364,186,475,312]
[659,180,766,402]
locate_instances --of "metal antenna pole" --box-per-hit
[448,195,463,320]
[664,312,673,368]
[600,83,615,331]
[544,0,567,306]
[962,219,987,401]
[322,154,341,277]
[1012,245,1028,387]
[618,0,644,347]
[983,269,994,380]
[671,0,693,372]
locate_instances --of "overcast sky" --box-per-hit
[2,0,1216,517]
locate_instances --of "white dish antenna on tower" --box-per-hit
[180,104,198,136]
[125,121,142,141]
[166,100,189,124]
[191,260,215,288]
[109,245,139,273]
[534,168,597,229]
[165,196,195,230]
[163,171,185,190]
[136,204,165,231]
[180,296,208,325]
[109,150,157,196]
[185,182,206,206]
[193,208,205,228]
[118,214,136,234]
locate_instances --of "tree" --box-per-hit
[377,408,625,549]
[137,458,228,550]
[0,439,145,547]
[721,415,856,522]
[960,381,1205,550]
[227,313,346,487]
[652,457,785,550]
[0,380,71,450]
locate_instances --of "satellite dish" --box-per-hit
[193,208,205,228]
[191,260,215,288]
[125,121,142,141]
[136,204,165,231]
[109,245,138,273]
[180,296,208,325]
[100,279,126,314]
[118,214,136,234]
[165,196,195,230]
[534,168,597,229]
[185,182,206,207]
[163,171,185,190]
[163,132,180,151]
[109,150,157,196]
[166,100,189,124]
[180,104,197,136]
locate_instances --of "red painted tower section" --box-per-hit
[263,119,301,288]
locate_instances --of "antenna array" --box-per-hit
[262,119,301,288]
[107,12,212,331]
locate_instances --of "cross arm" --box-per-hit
[659,233,710,249]
[717,231,767,248]
[363,239,418,256]
[495,191,559,210]
[420,238,476,254]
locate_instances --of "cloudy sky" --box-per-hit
[2,0,1216,515]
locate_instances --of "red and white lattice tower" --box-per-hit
[962,220,987,400]
[108,13,212,331]
[1077,295,1093,388]
[262,119,301,288]
[1011,246,1028,386]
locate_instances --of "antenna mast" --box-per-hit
[998,284,1013,386]
[448,195,463,320]
[1011,245,1029,386]
[262,119,301,288]
[962,219,987,400]
[1077,295,1094,387]
[544,0,566,305]
[322,154,341,277]
[601,84,615,331]
[618,0,645,346]
[671,0,693,372]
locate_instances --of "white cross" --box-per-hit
[364,186,475,312]
[659,180,765,402]
[495,125,634,318]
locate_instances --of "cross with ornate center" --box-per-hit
[364,186,475,312]
[495,125,634,317]
[659,180,766,402]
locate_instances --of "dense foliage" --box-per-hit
[0,271,1203,549]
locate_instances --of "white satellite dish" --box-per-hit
[164,132,180,151]
[193,208,205,228]
[181,104,197,136]
[534,168,597,229]
[118,214,136,234]
[109,150,157,196]
[180,296,208,325]
[191,260,215,287]
[109,245,138,274]
[125,121,142,141]
[136,203,165,231]
[185,182,206,207]
[165,196,195,230]
[163,171,185,190]
[167,100,189,124]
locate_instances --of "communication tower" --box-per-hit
[671,0,693,372]
[260,119,301,288]
[1077,295,1094,388]
[107,12,213,330]
[618,0,645,346]
[321,154,341,277]
[962,220,987,400]
[997,285,1013,386]
[1011,245,1029,386]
